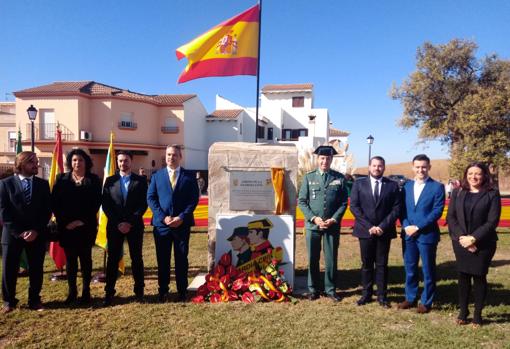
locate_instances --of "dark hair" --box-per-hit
[66,148,93,173]
[412,154,430,164]
[117,150,133,160]
[370,156,385,165]
[14,151,37,174]
[460,162,493,192]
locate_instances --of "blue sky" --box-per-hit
[1,0,509,168]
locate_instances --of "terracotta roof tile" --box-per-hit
[14,81,196,106]
[206,109,243,119]
[261,83,313,92]
[329,127,350,137]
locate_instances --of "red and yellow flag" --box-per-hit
[176,4,259,83]
[49,125,66,270]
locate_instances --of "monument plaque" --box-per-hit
[229,171,275,211]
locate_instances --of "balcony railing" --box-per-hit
[161,126,179,134]
[25,123,74,141]
[118,121,137,129]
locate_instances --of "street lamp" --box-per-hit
[366,135,374,165]
[27,105,38,152]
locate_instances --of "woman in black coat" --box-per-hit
[52,149,102,304]
[447,162,501,327]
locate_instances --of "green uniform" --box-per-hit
[298,169,348,295]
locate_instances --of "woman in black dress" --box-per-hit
[52,149,102,304]
[447,162,501,327]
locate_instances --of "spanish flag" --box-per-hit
[48,125,66,270]
[176,4,259,83]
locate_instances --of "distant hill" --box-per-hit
[354,159,509,193]
[354,159,451,183]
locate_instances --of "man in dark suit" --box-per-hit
[102,151,148,306]
[350,156,402,308]
[298,145,349,302]
[398,154,445,313]
[147,144,199,302]
[0,152,51,313]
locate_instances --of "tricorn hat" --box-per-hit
[313,145,337,156]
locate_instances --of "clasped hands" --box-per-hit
[369,226,383,236]
[404,225,419,237]
[21,230,38,242]
[164,215,183,228]
[117,222,132,234]
[313,217,336,230]
[66,220,85,230]
[459,235,477,253]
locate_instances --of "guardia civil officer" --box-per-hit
[298,145,348,301]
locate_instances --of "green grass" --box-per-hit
[1,231,510,348]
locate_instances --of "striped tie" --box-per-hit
[23,178,32,205]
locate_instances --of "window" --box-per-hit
[292,96,304,108]
[239,122,242,135]
[119,112,137,129]
[161,117,179,133]
[257,125,265,139]
[8,131,17,152]
[281,128,308,141]
[267,127,273,140]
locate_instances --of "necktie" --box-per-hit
[374,180,380,203]
[322,172,328,185]
[170,170,177,190]
[23,178,32,205]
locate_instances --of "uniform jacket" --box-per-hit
[298,169,348,232]
[350,176,402,239]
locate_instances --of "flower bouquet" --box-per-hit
[192,251,295,304]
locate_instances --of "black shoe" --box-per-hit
[378,299,391,308]
[102,296,114,307]
[135,294,145,303]
[79,290,91,305]
[158,292,170,303]
[65,292,77,305]
[307,292,320,301]
[177,293,187,303]
[327,293,341,302]
[28,301,45,312]
[356,296,373,306]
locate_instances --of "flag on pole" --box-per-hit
[48,125,66,270]
[96,132,125,273]
[176,4,260,83]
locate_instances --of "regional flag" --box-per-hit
[96,131,116,250]
[48,125,66,270]
[176,4,260,83]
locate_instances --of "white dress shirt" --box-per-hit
[413,178,428,205]
[369,176,382,197]
[167,166,181,186]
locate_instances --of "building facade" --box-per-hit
[12,81,209,178]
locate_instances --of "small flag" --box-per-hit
[48,125,66,270]
[176,4,260,83]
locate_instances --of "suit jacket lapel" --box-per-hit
[375,178,388,208]
[111,174,124,206]
[414,178,430,208]
[457,189,468,234]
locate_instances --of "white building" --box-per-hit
[206,83,350,171]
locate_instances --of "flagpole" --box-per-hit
[254,0,262,143]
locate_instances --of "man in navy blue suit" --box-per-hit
[350,156,402,308]
[1,152,51,313]
[147,145,199,302]
[398,154,445,313]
